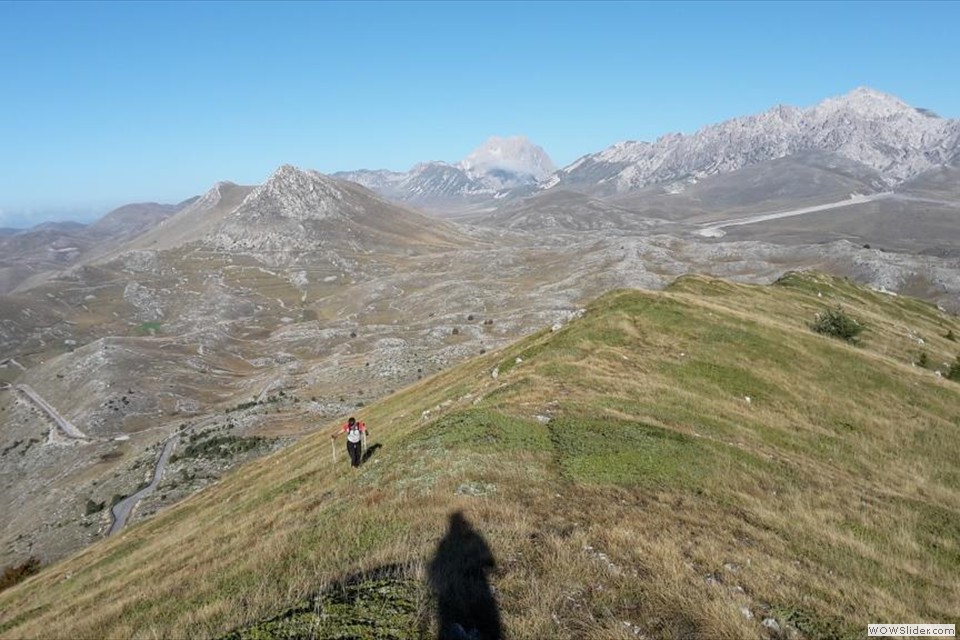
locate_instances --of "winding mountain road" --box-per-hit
[0,358,26,371]
[108,436,179,536]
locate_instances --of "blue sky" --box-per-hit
[1,0,958,227]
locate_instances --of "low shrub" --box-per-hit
[946,356,960,382]
[0,556,41,593]
[811,306,864,343]
[85,499,105,515]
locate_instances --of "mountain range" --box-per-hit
[333,88,959,211]
[550,87,960,196]
[333,135,556,208]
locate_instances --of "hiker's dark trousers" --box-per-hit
[347,441,362,467]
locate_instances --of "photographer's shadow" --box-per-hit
[427,511,502,640]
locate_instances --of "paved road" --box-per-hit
[109,436,179,536]
[0,358,26,371]
[15,384,89,439]
[695,192,894,238]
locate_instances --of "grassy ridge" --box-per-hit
[1,272,958,639]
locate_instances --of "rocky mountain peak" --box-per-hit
[192,180,238,211]
[552,87,959,193]
[235,165,348,221]
[816,86,919,120]
[460,135,557,180]
[332,136,556,207]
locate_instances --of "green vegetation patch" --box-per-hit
[898,498,960,573]
[0,605,50,635]
[947,356,960,382]
[773,271,873,304]
[134,322,162,335]
[666,274,743,298]
[174,434,264,462]
[811,306,865,343]
[663,356,783,402]
[771,605,861,640]
[415,409,550,453]
[221,574,421,640]
[549,415,713,489]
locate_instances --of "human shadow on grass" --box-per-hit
[427,511,502,640]
[362,442,382,464]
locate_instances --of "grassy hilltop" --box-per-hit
[1,271,958,639]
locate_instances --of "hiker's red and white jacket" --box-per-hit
[340,421,366,443]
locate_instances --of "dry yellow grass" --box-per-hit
[1,271,958,639]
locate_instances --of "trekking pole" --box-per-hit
[331,438,336,463]
[362,430,367,458]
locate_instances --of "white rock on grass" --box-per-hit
[762,618,781,634]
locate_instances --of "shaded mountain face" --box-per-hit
[606,151,889,220]
[109,181,256,255]
[550,87,960,195]
[463,188,663,232]
[0,201,194,295]
[333,136,555,209]
[84,200,193,242]
[463,151,892,234]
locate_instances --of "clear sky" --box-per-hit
[1,0,958,227]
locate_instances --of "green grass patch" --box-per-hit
[0,605,50,635]
[662,356,783,402]
[898,498,960,573]
[772,605,860,640]
[548,415,713,489]
[414,409,550,454]
[134,322,163,335]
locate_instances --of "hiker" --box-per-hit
[331,416,367,468]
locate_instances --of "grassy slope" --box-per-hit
[1,271,959,639]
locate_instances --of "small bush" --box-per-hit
[0,557,41,593]
[946,329,957,342]
[177,434,264,460]
[947,357,960,382]
[85,499,105,515]
[916,352,929,368]
[811,306,864,343]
